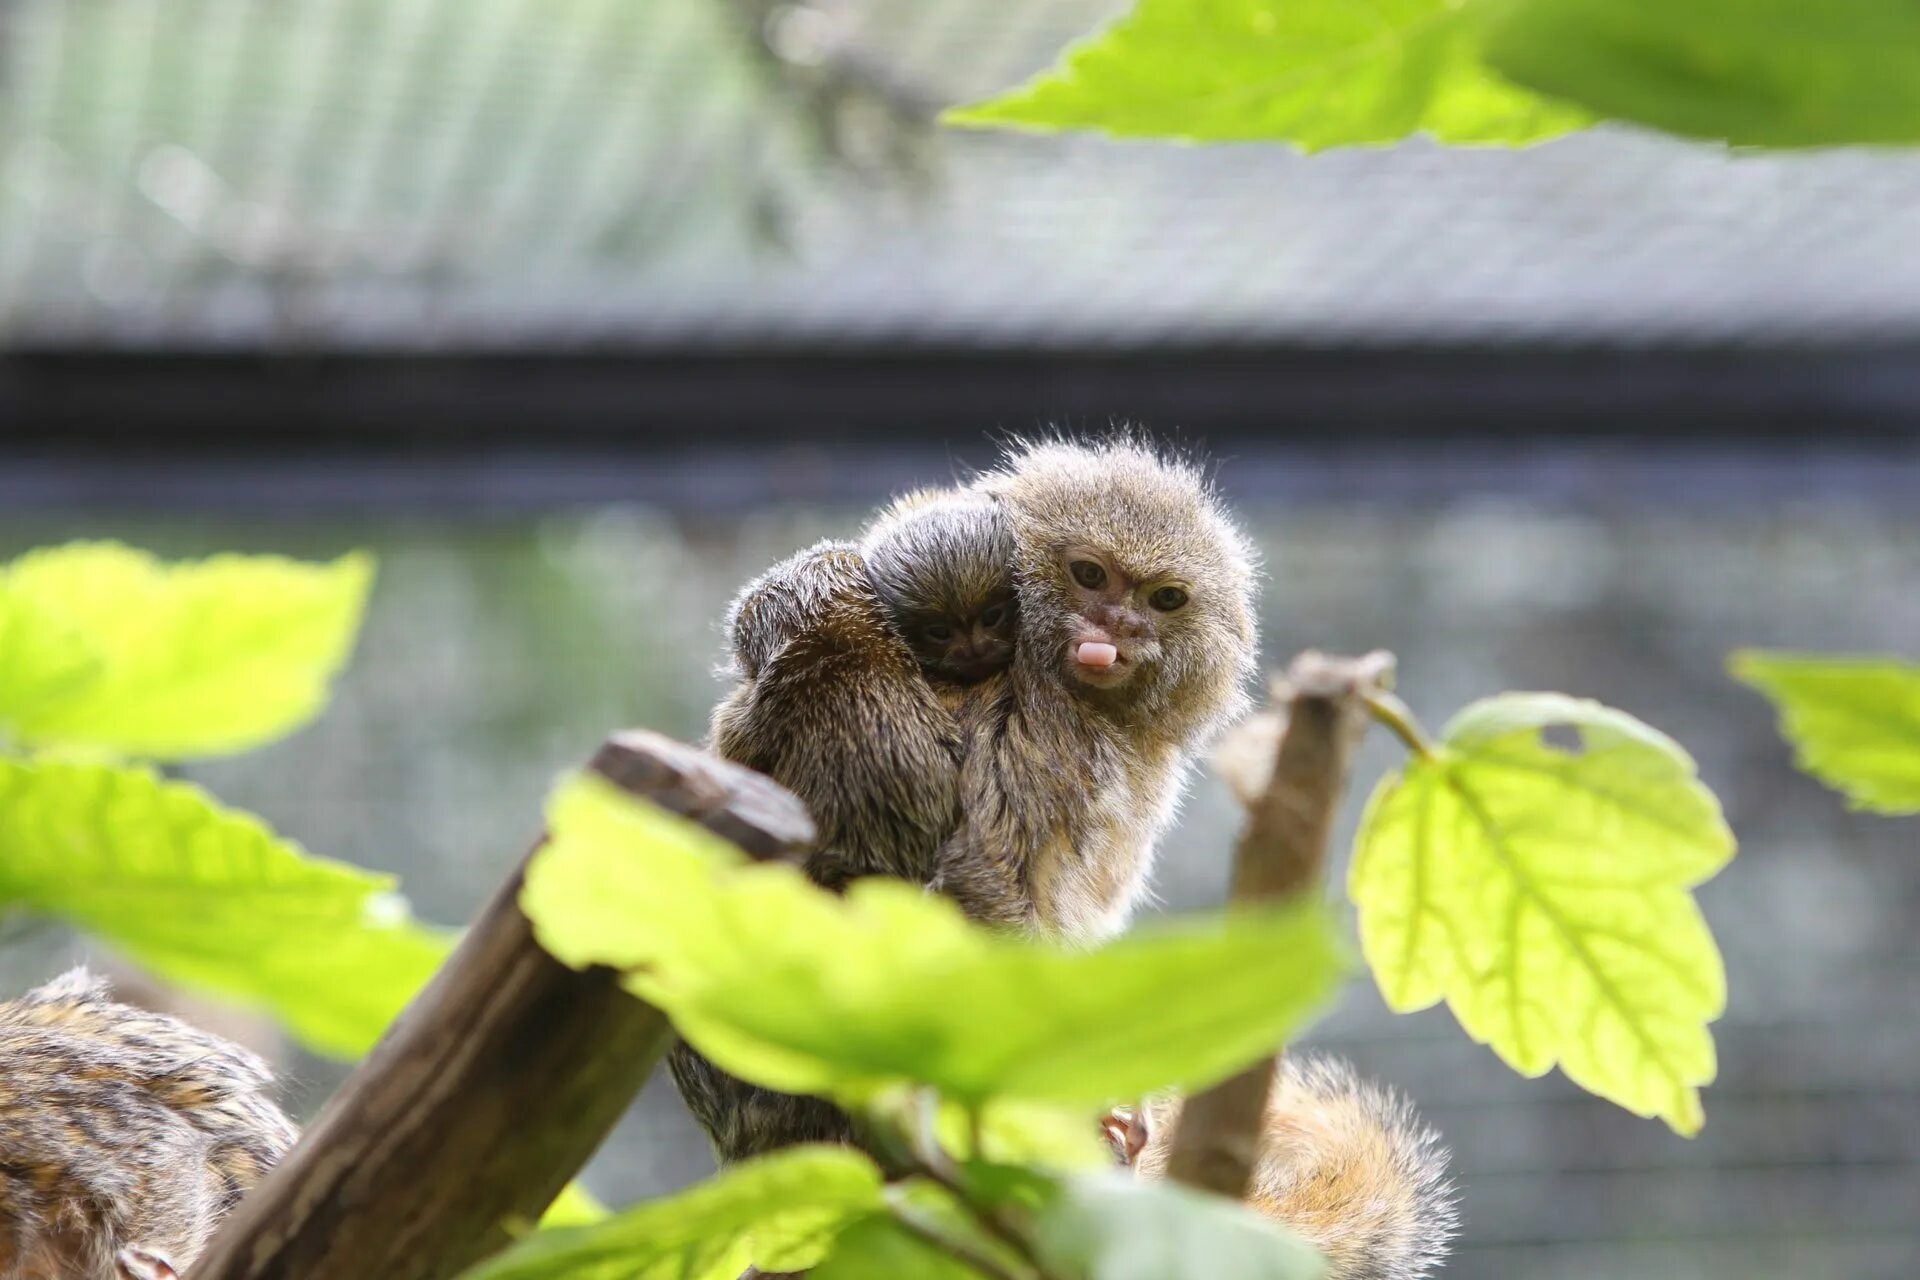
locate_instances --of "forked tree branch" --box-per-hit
[190,730,815,1280]
[1162,650,1396,1197]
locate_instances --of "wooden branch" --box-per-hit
[1163,651,1395,1198]
[190,730,815,1280]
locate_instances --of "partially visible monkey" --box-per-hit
[0,969,298,1280]
[673,487,1018,1160]
[1109,1056,1457,1280]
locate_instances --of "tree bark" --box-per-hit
[1163,651,1394,1198]
[190,730,814,1280]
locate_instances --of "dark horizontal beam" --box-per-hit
[4,345,1920,514]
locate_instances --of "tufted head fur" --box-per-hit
[976,436,1258,741]
[860,488,1019,684]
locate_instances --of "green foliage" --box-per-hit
[0,757,451,1058]
[1484,0,1920,147]
[949,0,1920,151]
[1351,694,1734,1134]
[462,1146,885,1280]
[0,543,373,760]
[945,0,1588,149]
[1023,1170,1325,1280]
[809,1212,993,1280]
[525,776,1345,1110]
[1731,650,1920,813]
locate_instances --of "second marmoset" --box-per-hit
[0,969,298,1280]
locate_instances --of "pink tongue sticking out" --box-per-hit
[1076,641,1119,668]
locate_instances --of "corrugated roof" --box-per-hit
[3,0,1919,350]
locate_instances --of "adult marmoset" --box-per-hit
[938,437,1260,940]
[0,969,298,1280]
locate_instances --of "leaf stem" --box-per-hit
[885,1190,1037,1280]
[1365,690,1438,760]
[906,1092,1061,1280]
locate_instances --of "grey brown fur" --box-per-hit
[1128,1056,1457,1280]
[674,504,1018,1162]
[673,437,1260,1162]
[0,969,297,1280]
[938,437,1260,939]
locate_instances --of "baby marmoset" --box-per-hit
[0,969,298,1280]
[673,487,1018,1160]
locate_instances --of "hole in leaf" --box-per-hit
[1539,723,1585,754]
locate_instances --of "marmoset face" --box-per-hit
[902,592,1018,683]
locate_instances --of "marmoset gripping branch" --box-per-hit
[189,731,815,1280]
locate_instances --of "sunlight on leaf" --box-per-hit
[1351,694,1734,1134]
[538,1183,609,1229]
[462,1146,884,1280]
[525,776,1345,1109]
[1732,650,1920,815]
[945,0,1588,149]
[1486,0,1920,147]
[0,758,451,1058]
[0,543,373,760]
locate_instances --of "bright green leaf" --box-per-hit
[0,758,451,1058]
[538,1182,609,1229]
[0,585,104,738]
[932,1095,1109,1170]
[462,1146,885,1280]
[1485,0,1920,148]
[811,1214,990,1280]
[1,543,373,760]
[1731,650,1920,814]
[525,776,1345,1108]
[945,0,1589,149]
[1025,1170,1324,1280]
[1350,694,1734,1134]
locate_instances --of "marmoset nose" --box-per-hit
[1090,604,1149,639]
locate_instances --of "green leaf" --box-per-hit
[462,1146,885,1280]
[525,776,1345,1108]
[1024,1170,1324,1280]
[945,0,1589,149]
[0,543,374,760]
[1485,0,1920,148]
[1350,693,1734,1134]
[0,585,104,737]
[0,758,451,1058]
[813,1179,1017,1280]
[538,1182,609,1229]
[1732,650,1920,814]
[933,1096,1109,1170]
[811,1214,991,1280]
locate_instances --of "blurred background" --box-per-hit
[1,0,1918,1276]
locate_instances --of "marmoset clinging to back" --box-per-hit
[937,436,1261,940]
[0,968,298,1280]
[1113,1056,1457,1280]
[861,488,1018,691]
[675,486,1018,1162]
